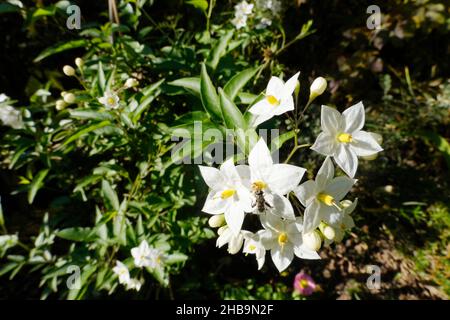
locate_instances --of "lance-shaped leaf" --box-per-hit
[200,64,222,121]
[206,30,234,71]
[28,169,49,204]
[168,77,200,98]
[218,88,246,130]
[224,66,260,101]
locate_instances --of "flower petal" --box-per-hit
[282,72,300,99]
[249,138,273,170]
[271,193,296,220]
[251,112,276,127]
[321,105,344,135]
[343,101,365,133]
[316,157,334,189]
[274,95,294,115]
[267,164,306,195]
[303,200,321,234]
[202,192,228,214]
[248,99,272,115]
[271,244,294,272]
[199,165,223,189]
[294,245,321,260]
[351,130,383,156]
[334,144,358,178]
[311,132,339,156]
[266,76,285,97]
[225,202,245,235]
[294,180,318,206]
[324,176,355,201]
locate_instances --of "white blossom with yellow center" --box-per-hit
[294,157,355,234]
[242,230,266,270]
[259,213,320,272]
[131,240,163,269]
[310,102,383,177]
[98,91,120,109]
[199,158,253,235]
[238,138,306,220]
[112,261,131,285]
[248,72,300,127]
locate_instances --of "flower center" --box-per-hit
[317,193,335,206]
[249,244,256,251]
[251,180,267,191]
[337,133,352,143]
[266,95,280,106]
[299,279,309,289]
[107,97,116,105]
[278,232,288,246]
[221,189,236,199]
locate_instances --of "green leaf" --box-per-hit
[34,40,88,63]
[97,62,106,95]
[56,227,95,242]
[0,3,21,14]
[271,131,296,151]
[237,92,258,104]
[206,30,234,71]
[168,77,200,98]
[185,0,208,12]
[62,120,111,146]
[218,88,245,129]
[200,64,222,121]
[28,169,49,204]
[224,67,260,101]
[420,130,450,169]
[165,253,188,265]
[101,180,120,211]
[132,79,164,123]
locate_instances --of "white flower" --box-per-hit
[294,157,355,234]
[98,91,120,109]
[0,93,9,103]
[239,138,306,220]
[235,1,254,15]
[131,240,162,269]
[260,213,320,272]
[329,198,357,243]
[124,78,139,88]
[112,261,131,285]
[0,105,23,129]
[310,102,383,177]
[248,72,300,127]
[231,13,248,29]
[242,230,266,270]
[126,278,142,291]
[199,158,253,234]
[216,226,244,254]
[256,17,272,29]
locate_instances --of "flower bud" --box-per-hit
[60,91,68,97]
[63,65,76,77]
[75,57,84,68]
[124,78,139,88]
[63,93,76,104]
[384,185,394,193]
[340,199,353,208]
[309,77,327,101]
[302,230,322,251]
[217,226,227,236]
[208,215,225,228]
[322,226,336,240]
[55,99,67,110]
[294,80,301,99]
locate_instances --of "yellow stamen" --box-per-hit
[107,97,115,105]
[299,279,309,288]
[317,193,335,206]
[266,95,280,106]
[221,189,236,199]
[251,180,267,191]
[249,244,256,251]
[337,133,353,143]
[278,232,288,246]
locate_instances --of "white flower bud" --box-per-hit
[309,77,327,100]
[60,91,68,97]
[55,99,67,110]
[63,93,76,104]
[302,230,322,251]
[124,78,139,88]
[384,185,394,193]
[75,57,84,68]
[322,226,336,240]
[63,65,76,77]
[340,199,353,208]
[208,215,225,228]
[217,226,227,236]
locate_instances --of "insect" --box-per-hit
[251,182,272,213]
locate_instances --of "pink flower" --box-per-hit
[293,272,316,296]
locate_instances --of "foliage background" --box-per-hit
[0,0,449,299]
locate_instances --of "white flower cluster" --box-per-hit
[0,94,23,129]
[231,1,254,29]
[199,73,383,272]
[113,240,164,291]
